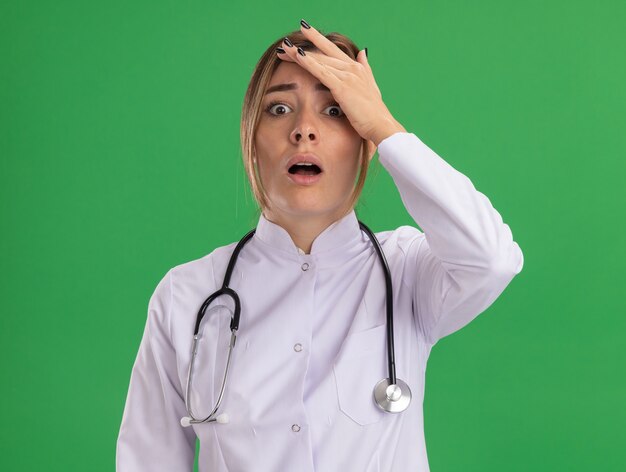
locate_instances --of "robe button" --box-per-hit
[293,343,303,352]
[301,262,310,271]
[291,424,301,432]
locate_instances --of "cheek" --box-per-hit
[336,145,362,179]
[329,156,361,195]
[257,159,277,187]
[254,139,279,183]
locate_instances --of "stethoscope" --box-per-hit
[180,221,412,427]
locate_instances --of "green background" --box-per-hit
[2,0,624,470]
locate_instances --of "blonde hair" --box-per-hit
[240,28,370,216]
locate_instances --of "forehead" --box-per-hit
[268,61,321,88]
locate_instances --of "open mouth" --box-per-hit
[288,163,322,176]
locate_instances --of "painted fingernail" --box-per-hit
[276,47,286,54]
[297,47,306,56]
[283,37,293,47]
[365,47,368,58]
[300,19,311,29]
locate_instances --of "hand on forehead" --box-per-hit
[276,19,355,65]
[274,19,400,147]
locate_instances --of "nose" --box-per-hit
[292,129,316,143]
[290,107,319,144]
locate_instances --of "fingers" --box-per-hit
[276,19,358,69]
[274,20,370,94]
[275,43,296,63]
[282,45,344,91]
[280,42,354,72]
[356,48,381,98]
[357,49,370,72]
[297,19,352,62]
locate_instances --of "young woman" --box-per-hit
[117,19,524,472]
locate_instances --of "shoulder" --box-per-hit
[171,240,238,272]
[166,240,240,293]
[141,240,244,341]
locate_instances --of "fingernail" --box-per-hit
[283,37,293,47]
[300,19,311,29]
[276,47,286,54]
[297,47,306,56]
[365,47,368,58]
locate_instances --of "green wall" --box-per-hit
[2,1,624,470]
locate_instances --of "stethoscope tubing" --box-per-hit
[182,221,409,426]
[358,222,397,386]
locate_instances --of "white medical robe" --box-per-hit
[116,131,524,471]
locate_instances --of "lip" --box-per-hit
[285,153,324,173]
[285,152,324,186]
[287,171,323,186]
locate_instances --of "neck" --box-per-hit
[263,206,353,254]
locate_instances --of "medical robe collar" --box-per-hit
[254,210,367,268]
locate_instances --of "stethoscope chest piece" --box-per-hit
[374,377,412,413]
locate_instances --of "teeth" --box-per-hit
[296,162,314,166]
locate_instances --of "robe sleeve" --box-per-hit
[116,269,196,471]
[377,132,524,345]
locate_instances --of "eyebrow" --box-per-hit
[265,82,331,95]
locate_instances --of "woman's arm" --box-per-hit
[377,131,524,345]
[116,270,196,471]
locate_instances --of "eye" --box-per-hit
[324,103,344,118]
[265,101,292,116]
[264,100,345,118]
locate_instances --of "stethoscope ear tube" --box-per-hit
[182,229,256,426]
[182,328,238,426]
[192,228,255,336]
[193,287,242,335]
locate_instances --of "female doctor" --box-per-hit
[116,20,524,472]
